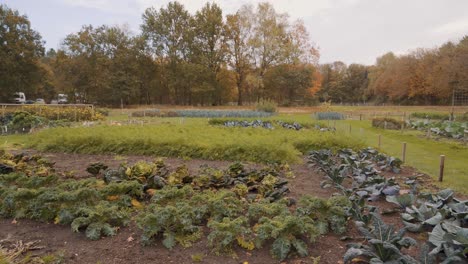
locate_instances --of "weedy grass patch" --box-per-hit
[26,123,363,164]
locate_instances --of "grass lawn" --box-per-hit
[334,120,468,193]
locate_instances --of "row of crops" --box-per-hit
[0,151,349,261]
[2,147,465,262]
[0,107,104,134]
[308,148,467,263]
[207,119,337,132]
[131,109,274,118]
[407,120,467,140]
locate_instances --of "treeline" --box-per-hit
[1,2,319,106]
[317,39,468,105]
[1,2,467,106]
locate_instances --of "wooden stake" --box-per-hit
[402,142,407,163]
[349,124,352,133]
[438,155,445,182]
[378,134,382,148]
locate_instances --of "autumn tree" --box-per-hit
[192,2,227,104]
[225,6,254,105]
[0,4,46,102]
[142,1,193,104]
[264,64,317,105]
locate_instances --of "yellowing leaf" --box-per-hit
[146,189,157,196]
[107,195,120,201]
[236,236,254,250]
[131,199,143,209]
[95,180,106,188]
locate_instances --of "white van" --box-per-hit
[58,94,68,104]
[13,92,26,104]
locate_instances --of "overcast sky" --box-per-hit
[3,0,468,65]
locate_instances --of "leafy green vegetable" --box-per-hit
[254,215,319,260]
[137,201,204,248]
[344,213,417,263]
[207,217,253,255]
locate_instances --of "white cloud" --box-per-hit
[53,0,468,64]
[59,0,362,17]
[60,0,139,14]
[432,18,468,35]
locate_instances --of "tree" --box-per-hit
[342,64,369,103]
[264,63,317,105]
[142,1,194,104]
[192,2,227,105]
[0,4,45,102]
[225,6,254,105]
[251,3,289,100]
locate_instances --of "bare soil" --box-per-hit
[0,151,449,264]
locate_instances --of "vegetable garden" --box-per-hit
[0,106,467,263]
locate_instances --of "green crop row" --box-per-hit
[27,124,364,163]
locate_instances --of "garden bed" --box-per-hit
[1,150,460,263]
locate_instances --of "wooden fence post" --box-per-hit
[438,155,445,182]
[463,130,467,146]
[402,142,407,163]
[349,124,352,134]
[378,134,382,148]
[74,106,77,122]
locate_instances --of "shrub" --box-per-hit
[131,110,178,117]
[8,111,47,133]
[372,117,404,130]
[410,112,450,120]
[18,106,103,121]
[96,108,110,116]
[255,99,277,113]
[315,112,344,120]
